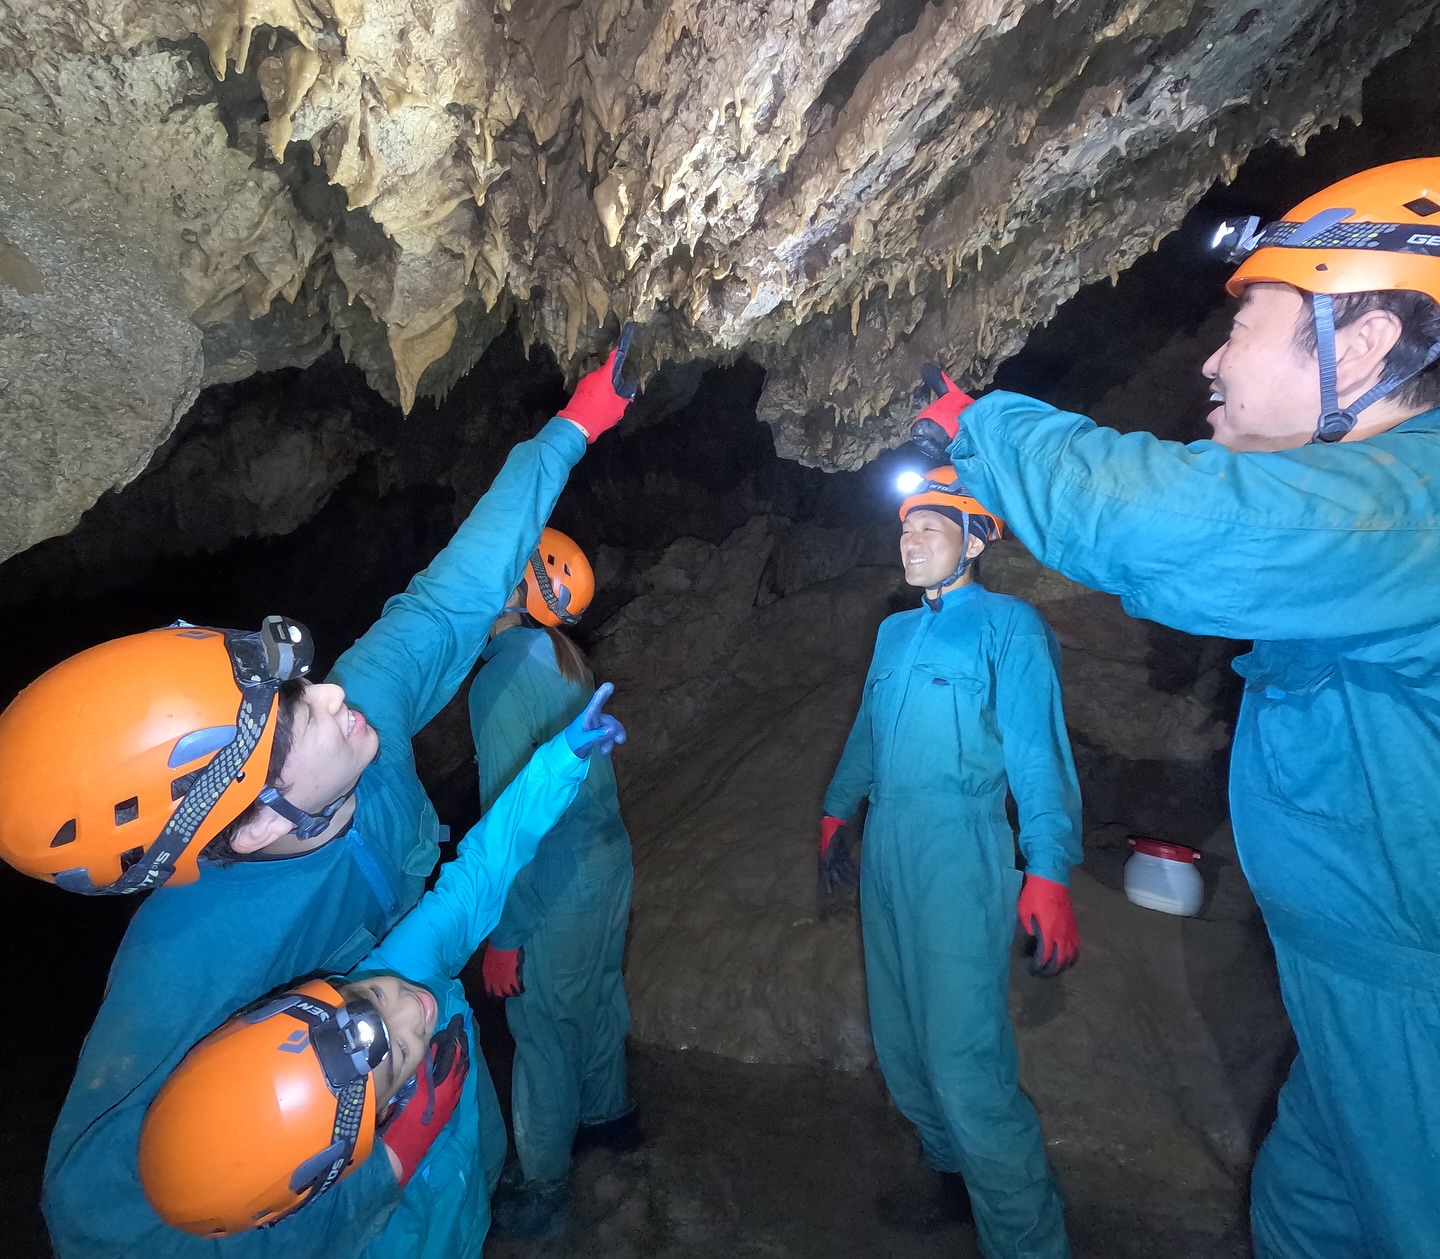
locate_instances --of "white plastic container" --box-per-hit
[1123,835,1204,917]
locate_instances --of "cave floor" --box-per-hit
[483,1046,1249,1259]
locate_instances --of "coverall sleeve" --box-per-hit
[327,418,586,739]
[470,656,573,951]
[993,608,1083,886]
[952,392,1440,641]
[361,734,589,983]
[822,645,880,819]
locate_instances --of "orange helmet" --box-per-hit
[0,617,313,894]
[1221,158,1440,304]
[1213,159,1440,441]
[523,528,595,627]
[140,979,385,1236]
[898,466,1005,540]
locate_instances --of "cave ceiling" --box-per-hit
[2,0,1437,562]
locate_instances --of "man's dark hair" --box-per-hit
[1294,289,1440,409]
[202,677,309,864]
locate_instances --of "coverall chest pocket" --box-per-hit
[1251,683,1373,826]
[318,924,380,975]
[905,664,987,778]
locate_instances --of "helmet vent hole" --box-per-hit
[114,797,140,826]
[119,846,144,873]
[50,819,77,848]
[1404,196,1440,218]
[546,553,556,565]
[563,563,572,576]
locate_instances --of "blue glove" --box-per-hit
[565,682,627,758]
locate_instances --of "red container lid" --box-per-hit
[1128,835,1202,863]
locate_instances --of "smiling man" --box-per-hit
[908,160,1440,1258]
[819,467,1082,1259]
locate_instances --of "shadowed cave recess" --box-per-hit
[5,13,1440,1259]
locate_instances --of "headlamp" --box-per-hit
[1210,215,1263,264]
[895,470,925,495]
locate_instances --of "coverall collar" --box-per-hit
[923,580,983,615]
[482,624,539,661]
[1391,405,1440,436]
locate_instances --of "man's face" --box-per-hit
[341,975,439,1109]
[1202,283,1321,451]
[277,682,380,814]
[900,509,974,589]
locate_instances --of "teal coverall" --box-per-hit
[352,731,591,1259]
[824,581,1081,1259]
[42,417,587,1258]
[950,392,1440,1259]
[468,627,634,1185]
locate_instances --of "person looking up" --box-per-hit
[0,334,640,1258]
[137,685,627,1256]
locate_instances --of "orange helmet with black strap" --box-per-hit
[523,528,595,627]
[1213,157,1440,442]
[139,979,385,1236]
[898,465,1005,540]
[0,616,313,894]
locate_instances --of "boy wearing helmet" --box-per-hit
[909,159,1440,1257]
[820,467,1082,1258]
[470,530,637,1236]
[139,685,626,1257]
[3,339,639,1258]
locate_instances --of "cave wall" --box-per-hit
[4,2,1440,561]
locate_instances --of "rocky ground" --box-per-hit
[478,1014,1257,1259]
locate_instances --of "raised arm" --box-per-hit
[953,391,1440,641]
[993,607,1083,886]
[327,418,586,740]
[361,732,590,984]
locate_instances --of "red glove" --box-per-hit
[909,363,976,461]
[380,1014,469,1186]
[557,324,637,443]
[1017,874,1079,977]
[482,945,524,997]
[819,815,858,892]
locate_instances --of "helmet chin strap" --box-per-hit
[256,784,358,842]
[1310,293,1440,444]
[924,517,975,611]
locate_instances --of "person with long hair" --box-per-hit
[469,529,638,1236]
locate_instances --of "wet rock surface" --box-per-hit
[479,1045,1252,1259]
[5,4,1440,555]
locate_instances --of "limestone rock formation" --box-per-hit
[4,1,1438,559]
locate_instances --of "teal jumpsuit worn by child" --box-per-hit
[469,627,634,1190]
[824,583,1081,1259]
